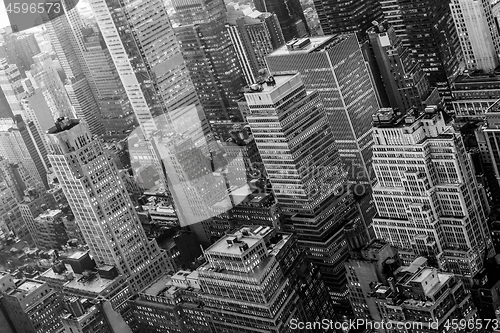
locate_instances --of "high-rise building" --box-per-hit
[380,0,464,101]
[266,35,380,182]
[88,0,210,143]
[226,5,285,84]
[311,0,382,40]
[131,226,335,332]
[450,0,500,72]
[481,100,500,194]
[253,0,309,42]
[345,238,400,321]
[81,27,135,137]
[451,71,500,119]
[0,181,29,241]
[0,58,25,116]
[0,118,45,189]
[350,255,478,331]
[32,209,69,249]
[30,52,75,121]
[172,0,247,140]
[0,32,41,77]
[371,107,493,283]
[47,118,171,292]
[367,22,440,113]
[0,277,64,333]
[244,73,359,307]
[19,189,52,248]
[44,7,104,136]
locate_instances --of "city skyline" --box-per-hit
[3,0,500,331]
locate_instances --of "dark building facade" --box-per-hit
[253,0,309,42]
[380,0,463,102]
[312,0,382,40]
[172,0,247,140]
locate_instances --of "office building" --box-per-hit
[19,189,52,248]
[253,0,308,41]
[244,73,360,307]
[451,71,500,121]
[380,0,464,101]
[81,27,135,137]
[266,35,380,182]
[0,277,64,333]
[450,0,500,71]
[220,124,264,186]
[153,130,230,246]
[30,52,75,121]
[172,0,247,140]
[226,5,285,84]
[311,0,382,40]
[204,190,283,242]
[0,32,40,77]
[371,107,493,283]
[367,22,440,113]
[0,58,25,116]
[39,252,134,327]
[368,257,478,331]
[0,118,45,189]
[481,100,500,195]
[89,0,210,143]
[131,226,335,332]
[345,238,400,321]
[61,297,116,333]
[44,7,104,136]
[33,209,69,249]
[0,181,30,241]
[47,118,171,292]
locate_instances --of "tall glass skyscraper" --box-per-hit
[245,73,360,310]
[266,35,380,183]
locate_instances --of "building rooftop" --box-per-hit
[243,74,294,94]
[37,209,62,219]
[7,279,44,299]
[269,35,347,56]
[64,271,117,294]
[142,274,172,296]
[47,118,80,135]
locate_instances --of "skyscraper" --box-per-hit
[81,27,136,137]
[371,107,493,282]
[266,35,380,182]
[367,22,440,113]
[172,0,247,140]
[450,0,500,71]
[131,226,335,332]
[245,73,359,307]
[380,0,463,101]
[0,118,45,189]
[253,0,309,42]
[47,117,171,292]
[88,0,210,142]
[0,58,25,116]
[311,0,382,40]
[30,52,75,121]
[44,5,104,136]
[0,32,41,77]
[226,5,285,84]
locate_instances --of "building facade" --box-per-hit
[266,35,380,182]
[371,107,493,283]
[47,118,171,292]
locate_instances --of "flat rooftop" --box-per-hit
[269,35,346,56]
[206,225,273,256]
[142,274,171,296]
[64,272,117,294]
[243,74,295,94]
[8,279,44,298]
